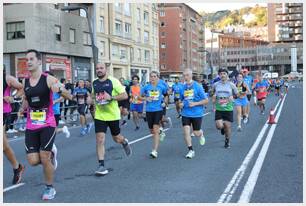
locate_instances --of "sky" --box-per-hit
[186,3,267,13]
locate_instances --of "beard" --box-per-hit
[97,72,106,79]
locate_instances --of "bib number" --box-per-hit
[149,91,160,101]
[30,110,47,125]
[96,92,109,105]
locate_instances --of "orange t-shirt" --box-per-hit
[130,85,142,104]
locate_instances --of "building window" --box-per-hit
[83,32,91,46]
[100,41,105,57]
[145,50,150,62]
[124,3,131,16]
[144,11,149,25]
[137,8,141,23]
[138,48,141,61]
[55,25,61,41]
[120,48,127,59]
[137,28,141,42]
[115,3,121,13]
[112,44,119,57]
[115,20,122,36]
[161,52,166,60]
[161,64,166,70]
[144,31,149,43]
[160,10,165,16]
[161,32,166,37]
[6,22,25,40]
[99,16,104,33]
[160,22,165,27]
[161,43,166,49]
[124,23,131,39]
[69,29,75,43]
[130,47,134,61]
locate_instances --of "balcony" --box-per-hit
[289,7,302,13]
[295,35,303,41]
[288,3,302,7]
[294,28,303,34]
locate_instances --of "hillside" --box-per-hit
[200,5,267,29]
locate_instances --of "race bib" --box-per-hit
[218,98,229,107]
[96,92,109,105]
[149,90,160,101]
[184,89,194,100]
[175,93,180,98]
[30,110,47,125]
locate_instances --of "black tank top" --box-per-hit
[236,82,247,92]
[24,74,50,109]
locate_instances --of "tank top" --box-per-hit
[24,73,56,130]
[236,82,247,93]
[3,76,12,114]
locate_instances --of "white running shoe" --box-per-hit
[150,150,158,158]
[185,150,195,159]
[51,144,58,170]
[62,126,70,138]
[243,117,248,124]
[237,126,242,132]
[199,135,206,146]
[191,132,195,137]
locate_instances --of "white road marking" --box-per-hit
[3,183,26,193]
[238,94,287,203]
[217,98,283,203]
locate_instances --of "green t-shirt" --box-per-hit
[213,81,238,111]
[93,76,125,121]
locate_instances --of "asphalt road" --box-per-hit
[3,82,303,203]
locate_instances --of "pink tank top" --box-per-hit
[3,86,12,114]
[25,73,56,130]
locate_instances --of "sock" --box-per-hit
[98,160,104,167]
[188,146,193,151]
[122,139,128,146]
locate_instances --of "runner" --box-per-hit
[235,73,250,131]
[171,76,184,118]
[242,67,253,123]
[274,78,281,96]
[129,75,144,131]
[3,67,25,185]
[179,69,208,159]
[93,63,132,176]
[212,68,238,148]
[252,74,259,106]
[118,77,130,127]
[73,79,93,136]
[141,71,168,158]
[18,49,72,200]
[254,74,270,115]
[284,80,289,93]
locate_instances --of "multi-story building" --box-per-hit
[3,3,92,81]
[96,3,159,84]
[268,3,303,42]
[158,3,205,80]
[220,42,303,75]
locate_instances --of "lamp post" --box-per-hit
[61,5,99,72]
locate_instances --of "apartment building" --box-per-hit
[3,3,92,81]
[268,3,303,42]
[96,3,159,84]
[158,3,205,80]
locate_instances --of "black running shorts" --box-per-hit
[215,110,233,122]
[25,127,56,153]
[182,116,202,131]
[94,119,120,136]
[247,94,252,101]
[146,111,163,129]
[78,104,87,116]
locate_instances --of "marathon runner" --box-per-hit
[73,80,93,136]
[274,78,281,96]
[18,49,72,200]
[129,75,144,131]
[255,74,269,115]
[172,76,184,118]
[212,68,238,148]
[179,69,208,159]
[242,67,253,123]
[118,77,130,127]
[284,80,289,93]
[3,66,25,185]
[93,63,132,176]
[235,73,250,131]
[141,71,168,158]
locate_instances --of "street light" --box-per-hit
[198,47,212,80]
[61,5,99,71]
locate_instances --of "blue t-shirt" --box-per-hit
[73,87,88,104]
[243,75,253,91]
[180,81,207,118]
[52,92,61,115]
[172,82,184,99]
[158,79,169,91]
[141,83,167,112]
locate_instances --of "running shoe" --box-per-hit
[86,122,93,134]
[80,127,87,136]
[62,126,70,138]
[51,144,58,170]
[122,138,132,157]
[42,186,56,200]
[95,165,109,176]
[243,117,249,124]
[167,117,173,128]
[199,135,206,146]
[159,129,166,142]
[191,132,195,137]
[121,120,127,127]
[224,138,230,149]
[185,150,195,159]
[176,114,182,119]
[237,126,242,132]
[150,150,158,158]
[12,164,25,185]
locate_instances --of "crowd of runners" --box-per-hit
[3,49,290,200]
